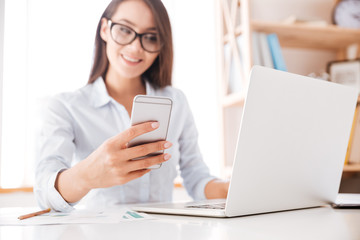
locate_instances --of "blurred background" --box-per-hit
[0,0,359,200]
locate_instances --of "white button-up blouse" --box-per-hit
[34,78,215,212]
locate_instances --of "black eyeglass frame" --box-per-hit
[107,19,162,53]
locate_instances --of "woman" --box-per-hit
[35,0,229,212]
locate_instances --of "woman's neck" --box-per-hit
[104,71,146,100]
[104,69,146,117]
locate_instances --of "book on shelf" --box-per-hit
[223,32,287,94]
[258,32,274,68]
[267,33,287,71]
[224,36,243,94]
[251,32,285,70]
[252,32,262,66]
[348,104,360,164]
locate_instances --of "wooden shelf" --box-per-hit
[217,0,360,177]
[224,21,360,50]
[343,164,360,172]
[251,20,360,50]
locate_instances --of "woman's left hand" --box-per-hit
[204,179,230,199]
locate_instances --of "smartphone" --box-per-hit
[128,95,173,169]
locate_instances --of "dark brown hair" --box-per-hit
[88,0,173,88]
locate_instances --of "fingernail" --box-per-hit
[152,122,159,129]
[164,154,171,160]
[164,142,172,148]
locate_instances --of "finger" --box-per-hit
[124,169,152,183]
[112,122,160,148]
[124,141,172,160]
[127,153,172,171]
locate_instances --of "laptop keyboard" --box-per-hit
[185,202,226,210]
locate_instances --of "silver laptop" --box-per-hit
[131,66,358,217]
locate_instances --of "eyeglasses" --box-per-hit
[107,19,162,53]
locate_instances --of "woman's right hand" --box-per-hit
[55,121,172,203]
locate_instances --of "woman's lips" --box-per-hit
[121,54,142,65]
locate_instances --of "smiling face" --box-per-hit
[100,0,159,82]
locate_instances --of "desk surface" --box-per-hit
[0,206,359,240]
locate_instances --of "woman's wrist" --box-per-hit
[73,162,92,194]
[55,162,92,203]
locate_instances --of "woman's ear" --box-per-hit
[100,18,109,42]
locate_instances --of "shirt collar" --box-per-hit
[90,77,112,108]
[145,79,155,96]
[90,77,156,108]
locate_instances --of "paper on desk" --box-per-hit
[0,208,154,226]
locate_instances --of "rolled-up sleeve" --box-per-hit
[178,92,216,200]
[34,96,76,212]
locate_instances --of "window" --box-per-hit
[1,0,111,188]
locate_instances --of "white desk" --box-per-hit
[0,206,359,240]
